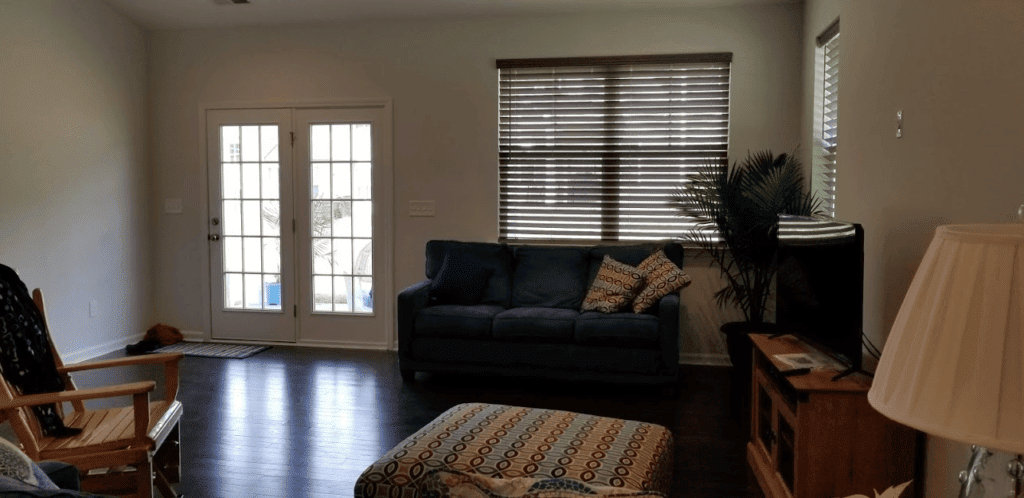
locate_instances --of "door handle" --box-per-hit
[208,234,221,241]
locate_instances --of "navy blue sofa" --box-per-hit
[397,240,685,385]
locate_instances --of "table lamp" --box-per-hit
[868,224,1024,498]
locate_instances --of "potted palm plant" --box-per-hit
[670,150,822,386]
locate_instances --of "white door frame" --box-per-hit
[197,99,395,350]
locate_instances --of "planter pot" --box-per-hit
[721,321,776,417]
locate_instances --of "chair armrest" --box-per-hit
[0,382,155,410]
[58,353,182,373]
[58,353,181,402]
[397,280,432,361]
[656,292,680,375]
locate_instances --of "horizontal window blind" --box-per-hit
[498,54,732,242]
[820,24,840,217]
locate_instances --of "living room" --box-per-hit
[1,0,1022,496]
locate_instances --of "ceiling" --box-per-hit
[100,0,797,30]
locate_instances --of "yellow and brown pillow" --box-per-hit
[632,250,692,313]
[581,256,645,313]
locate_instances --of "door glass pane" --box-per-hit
[224,237,242,272]
[332,201,352,237]
[309,122,373,314]
[263,274,281,309]
[353,163,371,199]
[261,201,280,236]
[331,125,351,161]
[242,163,260,198]
[334,276,352,312]
[311,163,330,199]
[244,273,262,309]
[313,276,332,311]
[332,163,351,199]
[219,124,282,311]
[352,124,371,161]
[241,126,259,162]
[242,200,261,236]
[243,237,262,273]
[333,239,352,274]
[352,201,372,238]
[260,125,278,161]
[222,163,241,199]
[355,276,373,312]
[312,238,332,275]
[223,201,242,236]
[225,273,243,308]
[310,125,330,162]
[262,163,279,199]
[263,238,281,274]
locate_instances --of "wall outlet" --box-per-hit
[89,300,98,318]
[164,198,183,214]
[409,200,435,217]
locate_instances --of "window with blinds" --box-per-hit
[817,21,840,217]
[497,54,732,242]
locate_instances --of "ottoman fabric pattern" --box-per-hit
[354,403,673,498]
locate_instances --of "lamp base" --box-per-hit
[959,446,1024,498]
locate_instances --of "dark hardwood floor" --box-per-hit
[14,347,764,498]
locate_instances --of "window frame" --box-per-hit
[497,53,733,243]
[814,19,840,217]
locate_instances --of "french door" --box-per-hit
[206,105,391,345]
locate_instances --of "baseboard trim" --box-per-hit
[680,353,732,367]
[181,329,204,342]
[297,339,390,350]
[63,332,145,364]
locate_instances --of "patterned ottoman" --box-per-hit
[354,403,674,497]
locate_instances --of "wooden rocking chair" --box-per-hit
[0,288,183,498]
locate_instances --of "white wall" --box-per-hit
[147,4,804,355]
[0,0,150,362]
[802,0,1024,496]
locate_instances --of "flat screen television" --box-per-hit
[774,215,865,379]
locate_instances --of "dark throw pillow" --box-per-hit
[429,251,496,305]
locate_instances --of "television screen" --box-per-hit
[775,215,864,377]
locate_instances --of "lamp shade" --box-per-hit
[868,224,1024,454]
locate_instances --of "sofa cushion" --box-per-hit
[411,339,664,375]
[575,311,660,348]
[493,307,578,342]
[426,241,513,307]
[632,250,692,313]
[429,250,495,305]
[581,256,645,313]
[415,305,505,339]
[511,246,589,309]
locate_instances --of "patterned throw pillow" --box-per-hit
[0,437,60,491]
[581,256,645,313]
[631,250,692,313]
[417,469,666,498]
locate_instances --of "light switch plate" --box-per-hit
[409,200,435,217]
[89,300,98,318]
[164,198,183,214]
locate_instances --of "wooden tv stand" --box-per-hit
[747,334,916,498]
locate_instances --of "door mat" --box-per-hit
[151,342,270,359]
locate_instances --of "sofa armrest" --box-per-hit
[397,280,432,360]
[656,292,680,375]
